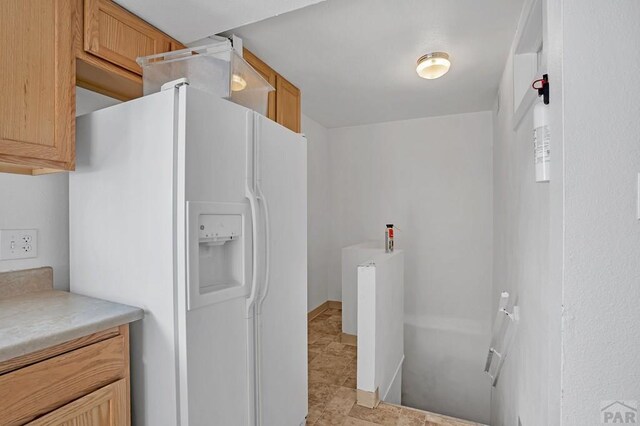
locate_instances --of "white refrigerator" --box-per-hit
[69,84,308,426]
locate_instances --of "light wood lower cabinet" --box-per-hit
[0,325,131,426]
[27,380,127,426]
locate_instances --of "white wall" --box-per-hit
[356,250,405,404]
[327,112,494,424]
[0,173,70,289]
[492,2,640,425]
[490,38,557,426]
[76,87,121,116]
[0,88,120,291]
[342,241,381,335]
[303,114,331,311]
[560,1,640,423]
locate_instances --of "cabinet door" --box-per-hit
[0,0,75,171]
[0,334,126,425]
[276,75,301,133]
[84,0,171,75]
[27,380,129,426]
[243,49,277,121]
[170,41,186,51]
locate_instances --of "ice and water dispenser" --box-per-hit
[198,214,242,291]
[187,202,251,310]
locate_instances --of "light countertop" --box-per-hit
[0,290,144,363]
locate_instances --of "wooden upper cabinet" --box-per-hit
[76,0,184,102]
[0,0,187,175]
[276,74,302,133]
[0,0,75,173]
[170,41,186,52]
[243,48,301,133]
[243,48,277,121]
[84,0,176,75]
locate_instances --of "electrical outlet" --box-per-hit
[0,229,38,260]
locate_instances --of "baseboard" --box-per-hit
[341,333,357,346]
[308,301,330,321]
[356,388,380,409]
[308,300,343,322]
[327,300,342,310]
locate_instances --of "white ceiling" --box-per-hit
[114,0,325,43]
[228,0,525,128]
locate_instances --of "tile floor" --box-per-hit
[306,308,484,426]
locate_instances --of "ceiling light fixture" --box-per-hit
[416,52,451,80]
[231,74,247,91]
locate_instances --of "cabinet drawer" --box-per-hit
[84,0,171,74]
[0,335,126,425]
[26,379,128,426]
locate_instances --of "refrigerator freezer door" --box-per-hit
[255,115,308,425]
[71,89,181,426]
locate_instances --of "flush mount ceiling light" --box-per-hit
[416,52,451,80]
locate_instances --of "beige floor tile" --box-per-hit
[348,402,401,426]
[343,417,379,425]
[309,349,321,363]
[396,406,428,426]
[309,383,340,407]
[325,341,358,360]
[308,315,342,335]
[343,344,357,356]
[306,406,324,425]
[308,330,325,344]
[309,367,349,386]
[306,308,473,426]
[334,386,357,403]
[344,358,357,375]
[308,342,329,353]
[314,412,347,425]
[424,412,477,426]
[310,353,351,375]
[341,374,357,389]
[309,334,340,353]
[315,388,357,425]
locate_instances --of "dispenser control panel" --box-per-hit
[199,214,242,242]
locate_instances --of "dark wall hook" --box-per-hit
[532,74,550,105]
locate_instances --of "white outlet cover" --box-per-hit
[0,229,38,260]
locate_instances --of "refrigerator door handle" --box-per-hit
[246,112,261,319]
[256,182,271,314]
[245,184,260,317]
[254,181,271,426]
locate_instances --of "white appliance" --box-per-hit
[69,84,307,426]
